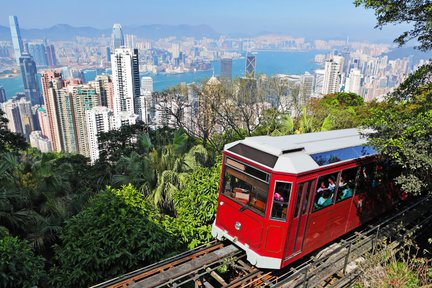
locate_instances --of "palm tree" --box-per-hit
[113,151,155,196]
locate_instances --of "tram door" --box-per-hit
[284,180,315,259]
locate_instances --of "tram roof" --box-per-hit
[225,128,376,174]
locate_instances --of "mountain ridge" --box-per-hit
[0,23,220,41]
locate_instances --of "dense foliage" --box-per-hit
[169,163,221,249]
[49,185,181,287]
[0,227,46,288]
[365,64,432,195]
[0,83,372,286]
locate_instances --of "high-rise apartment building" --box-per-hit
[344,68,362,95]
[0,96,34,140]
[68,85,100,156]
[300,72,314,103]
[40,70,64,151]
[29,131,52,152]
[28,43,48,66]
[111,48,140,120]
[16,97,34,140]
[9,16,24,65]
[314,69,325,96]
[141,76,153,93]
[86,106,114,163]
[0,86,6,103]
[112,24,124,49]
[46,45,57,67]
[19,53,42,105]
[322,56,344,95]
[89,75,114,110]
[245,54,256,78]
[220,58,233,81]
[36,106,52,141]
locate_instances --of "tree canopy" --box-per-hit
[49,185,181,288]
[354,0,432,51]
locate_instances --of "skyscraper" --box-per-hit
[89,75,114,110]
[112,24,125,49]
[9,16,24,65]
[0,86,6,103]
[86,106,114,163]
[19,53,42,105]
[40,70,64,151]
[220,58,233,81]
[314,69,325,96]
[68,85,101,156]
[141,76,153,93]
[111,48,140,119]
[322,56,344,95]
[1,99,23,135]
[28,43,48,66]
[245,54,256,78]
[46,45,57,67]
[345,68,362,95]
[300,72,314,103]
[0,96,34,140]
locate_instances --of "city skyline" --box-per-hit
[0,0,412,43]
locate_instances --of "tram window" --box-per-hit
[336,167,358,202]
[357,163,383,195]
[293,183,304,218]
[312,172,339,212]
[222,166,269,216]
[271,182,292,221]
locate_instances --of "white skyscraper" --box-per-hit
[345,68,362,95]
[30,131,52,153]
[322,56,344,95]
[314,69,325,97]
[300,72,314,102]
[111,48,140,122]
[141,76,153,93]
[86,106,114,163]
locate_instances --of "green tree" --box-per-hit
[354,0,432,51]
[49,185,180,288]
[356,0,432,196]
[365,64,432,195]
[168,162,221,249]
[0,227,46,288]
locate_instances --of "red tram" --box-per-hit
[211,128,399,269]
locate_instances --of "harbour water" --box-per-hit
[0,50,322,100]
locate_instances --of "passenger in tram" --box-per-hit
[338,176,352,200]
[317,190,333,207]
[327,176,336,192]
[317,181,328,193]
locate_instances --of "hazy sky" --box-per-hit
[0,0,411,42]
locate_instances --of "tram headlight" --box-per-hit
[235,221,241,231]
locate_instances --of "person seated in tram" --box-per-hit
[327,176,336,192]
[272,192,285,217]
[317,189,333,207]
[317,181,328,193]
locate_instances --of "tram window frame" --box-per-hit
[293,183,304,218]
[336,167,358,202]
[312,172,340,212]
[356,163,380,195]
[222,164,270,217]
[270,181,292,221]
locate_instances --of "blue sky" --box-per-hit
[0,0,411,42]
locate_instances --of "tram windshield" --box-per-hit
[222,158,270,216]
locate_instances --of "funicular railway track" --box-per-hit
[92,195,431,288]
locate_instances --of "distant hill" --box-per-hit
[0,24,220,41]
